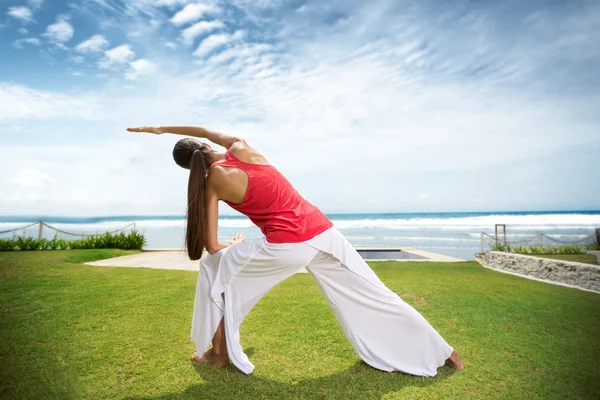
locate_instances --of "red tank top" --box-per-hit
[210,149,333,243]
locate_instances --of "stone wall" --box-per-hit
[475,251,600,293]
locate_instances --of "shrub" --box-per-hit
[584,243,600,251]
[0,230,146,251]
[15,236,42,251]
[492,243,589,255]
[0,238,16,251]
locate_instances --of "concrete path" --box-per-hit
[85,251,204,272]
[84,248,465,273]
[398,248,466,262]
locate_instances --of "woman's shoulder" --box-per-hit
[228,141,270,165]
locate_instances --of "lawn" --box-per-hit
[534,254,599,265]
[1,250,599,399]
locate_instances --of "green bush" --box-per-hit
[493,243,590,255]
[48,234,67,250]
[0,238,17,251]
[0,230,147,251]
[15,236,42,251]
[584,243,600,251]
[489,242,511,252]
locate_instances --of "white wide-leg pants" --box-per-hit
[191,226,453,377]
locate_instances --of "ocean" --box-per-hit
[1,211,599,260]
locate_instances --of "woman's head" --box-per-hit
[172,138,213,170]
[172,138,214,260]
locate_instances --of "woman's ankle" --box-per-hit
[212,348,228,358]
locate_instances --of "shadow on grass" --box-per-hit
[125,348,456,400]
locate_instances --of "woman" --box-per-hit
[126,125,464,376]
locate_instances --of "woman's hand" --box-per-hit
[229,232,246,245]
[126,126,163,135]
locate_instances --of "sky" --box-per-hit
[0,0,599,217]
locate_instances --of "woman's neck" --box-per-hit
[210,152,226,164]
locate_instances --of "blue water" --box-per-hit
[1,211,599,260]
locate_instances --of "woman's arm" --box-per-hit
[126,125,242,149]
[205,174,230,254]
[204,168,246,254]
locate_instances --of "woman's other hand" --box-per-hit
[126,126,163,134]
[229,232,246,245]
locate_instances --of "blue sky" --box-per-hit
[0,0,599,217]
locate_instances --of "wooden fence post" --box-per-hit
[480,232,483,253]
[38,220,43,241]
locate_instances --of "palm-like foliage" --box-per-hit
[0,230,147,251]
[491,243,588,255]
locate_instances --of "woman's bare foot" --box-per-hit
[191,348,230,367]
[445,350,464,370]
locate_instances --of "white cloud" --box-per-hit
[0,83,105,120]
[7,7,34,23]
[43,15,74,45]
[232,0,282,9]
[154,0,188,6]
[75,34,110,53]
[163,41,178,49]
[181,20,225,45]
[0,142,191,216]
[13,38,42,48]
[7,168,54,189]
[171,3,218,25]
[194,30,246,57]
[125,59,156,80]
[18,27,29,34]
[99,44,136,68]
[2,0,599,216]
[206,42,273,65]
[72,55,84,63]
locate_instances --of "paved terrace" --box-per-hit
[84,248,465,273]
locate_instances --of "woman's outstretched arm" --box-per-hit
[126,125,242,149]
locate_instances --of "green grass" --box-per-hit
[533,254,599,265]
[1,250,599,400]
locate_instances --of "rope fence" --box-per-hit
[0,220,137,240]
[3,220,598,254]
[480,230,600,253]
[40,221,137,237]
[0,222,40,235]
[541,233,599,244]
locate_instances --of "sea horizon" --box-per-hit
[1,209,600,223]
[2,210,599,261]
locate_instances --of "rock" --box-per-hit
[475,251,600,293]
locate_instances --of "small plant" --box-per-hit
[584,243,600,251]
[490,242,511,252]
[1,229,146,251]
[0,238,16,251]
[14,236,43,251]
[490,242,590,255]
[513,246,529,254]
[49,234,63,250]
[542,246,557,254]
[126,229,147,250]
[38,238,51,250]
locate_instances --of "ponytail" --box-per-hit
[185,150,208,260]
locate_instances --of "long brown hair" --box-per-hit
[172,138,213,260]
